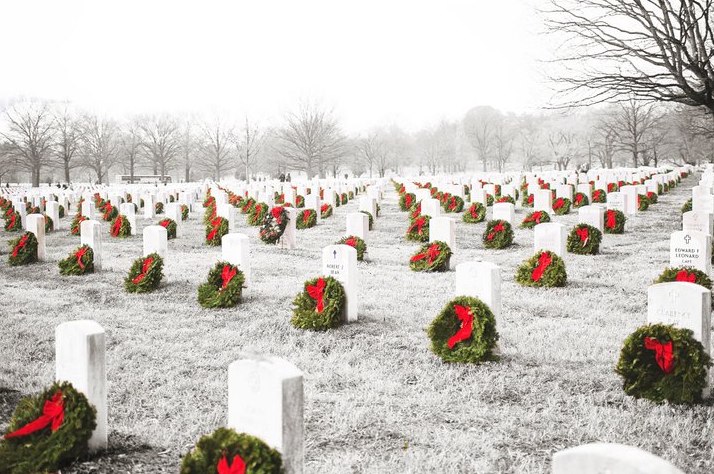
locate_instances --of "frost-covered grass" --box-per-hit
[1,178,713,473]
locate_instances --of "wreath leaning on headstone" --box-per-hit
[360,211,374,230]
[566,224,602,255]
[291,276,346,331]
[0,381,96,474]
[615,323,711,404]
[8,232,38,266]
[321,203,333,219]
[406,215,430,242]
[337,235,367,261]
[552,197,571,215]
[515,250,567,287]
[591,189,606,203]
[4,210,21,232]
[427,296,499,364]
[638,194,650,211]
[482,220,513,249]
[655,267,712,290]
[296,209,317,229]
[247,202,269,226]
[521,211,550,229]
[43,214,54,232]
[463,203,486,223]
[58,245,94,276]
[206,217,229,246]
[110,215,132,238]
[180,427,282,474]
[260,207,289,245]
[604,209,626,234]
[159,218,177,239]
[125,253,164,293]
[572,192,589,208]
[70,214,87,235]
[154,202,164,215]
[409,241,451,272]
[443,195,464,213]
[180,204,189,221]
[197,261,245,308]
[399,192,416,211]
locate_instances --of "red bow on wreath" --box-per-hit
[75,246,89,270]
[675,269,696,283]
[410,243,440,264]
[575,194,583,204]
[216,454,246,474]
[470,206,479,219]
[576,227,589,246]
[447,305,474,349]
[220,265,237,290]
[11,234,29,258]
[344,237,357,248]
[643,337,674,373]
[531,252,552,282]
[159,219,169,228]
[593,190,602,200]
[306,277,326,313]
[321,203,329,213]
[207,217,223,241]
[132,257,154,284]
[553,198,564,210]
[302,209,311,224]
[8,213,17,228]
[486,223,504,241]
[526,211,542,223]
[527,195,534,204]
[271,206,284,224]
[405,194,412,207]
[4,390,64,439]
[448,198,457,210]
[410,217,426,235]
[606,210,616,229]
[111,215,123,236]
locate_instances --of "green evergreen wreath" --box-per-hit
[4,211,21,232]
[360,211,374,230]
[260,207,289,244]
[101,203,118,222]
[520,210,551,229]
[658,183,665,194]
[573,192,589,208]
[206,217,229,246]
[58,205,65,218]
[443,195,465,213]
[486,194,494,206]
[154,202,164,214]
[522,193,534,208]
[681,199,692,214]
[181,204,189,221]
[247,202,269,226]
[399,192,416,211]
[0,381,96,474]
[463,203,486,223]
[295,195,305,208]
[482,220,513,249]
[203,203,217,225]
[42,214,54,233]
[180,427,282,474]
[125,253,164,293]
[647,192,658,204]
[341,193,348,205]
[321,204,333,219]
[592,189,606,203]
[638,194,649,211]
[655,266,712,290]
[8,232,38,266]
[197,261,245,308]
[604,209,626,234]
[615,324,711,404]
[296,209,317,229]
[291,276,346,330]
[409,241,451,272]
[427,296,499,364]
[552,197,571,215]
[495,196,515,205]
[159,218,177,239]
[515,250,567,287]
[566,224,602,255]
[58,245,94,275]
[241,197,256,214]
[110,215,131,238]
[337,235,367,261]
[70,214,87,235]
[406,215,430,242]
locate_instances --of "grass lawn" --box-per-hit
[1,177,712,473]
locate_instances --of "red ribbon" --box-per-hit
[526,211,542,223]
[321,203,329,213]
[576,227,589,246]
[4,390,64,439]
[486,222,504,241]
[448,198,457,210]
[675,270,696,283]
[306,277,326,313]
[553,198,564,210]
[405,194,412,208]
[344,237,357,248]
[593,190,602,201]
[470,206,479,219]
[216,454,246,474]
[8,213,16,229]
[271,206,284,224]
[11,234,29,258]
[220,265,237,289]
[410,243,440,264]
[409,217,426,235]
[606,210,616,229]
[302,209,312,224]
[527,194,534,204]
[207,217,222,241]
[160,219,169,228]
[643,337,674,373]
[531,252,552,282]
[447,305,474,349]
[132,257,154,284]
[575,194,583,204]
[111,215,123,236]
[75,246,89,270]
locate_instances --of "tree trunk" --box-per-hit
[64,162,70,183]
[185,164,190,182]
[32,166,40,187]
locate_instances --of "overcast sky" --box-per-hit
[1,0,554,133]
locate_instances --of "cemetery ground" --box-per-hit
[1,179,713,473]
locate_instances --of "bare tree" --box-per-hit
[593,116,618,169]
[119,119,142,183]
[0,141,15,184]
[235,117,265,182]
[139,115,181,179]
[463,106,500,171]
[517,115,542,171]
[197,117,234,181]
[276,103,346,178]
[492,117,514,173]
[544,0,714,124]
[52,104,82,183]
[355,131,384,178]
[1,101,55,187]
[611,99,662,167]
[80,115,119,184]
[417,122,453,175]
[178,118,195,182]
[548,130,578,170]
